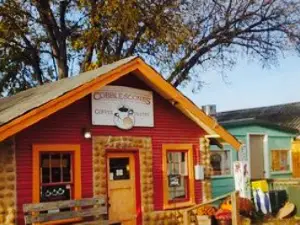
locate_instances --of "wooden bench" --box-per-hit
[23,197,108,225]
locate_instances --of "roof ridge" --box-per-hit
[218,101,300,114]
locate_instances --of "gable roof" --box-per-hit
[217,102,300,133]
[0,57,241,150]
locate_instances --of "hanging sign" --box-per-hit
[92,86,154,129]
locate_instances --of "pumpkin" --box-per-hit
[220,196,254,215]
[220,197,232,211]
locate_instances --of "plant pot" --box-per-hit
[216,219,232,225]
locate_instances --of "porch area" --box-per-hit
[176,178,300,225]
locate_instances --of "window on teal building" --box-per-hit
[271,149,290,172]
[210,150,231,176]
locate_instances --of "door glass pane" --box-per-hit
[109,157,130,180]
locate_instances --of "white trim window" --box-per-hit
[210,150,231,176]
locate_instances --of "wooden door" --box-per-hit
[107,153,137,225]
[292,141,300,178]
[249,134,265,179]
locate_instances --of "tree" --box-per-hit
[0,0,83,95]
[166,0,300,88]
[0,0,300,96]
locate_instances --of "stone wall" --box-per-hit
[93,136,153,225]
[147,210,183,225]
[200,137,212,202]
[0,138,16,225]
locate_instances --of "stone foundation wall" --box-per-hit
[0,138,16,225]
[93,136,153,225]
[146,210,183,225]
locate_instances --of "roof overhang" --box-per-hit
[221,118,299,134]
[0,57,241,150]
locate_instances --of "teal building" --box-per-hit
[210,103,300,198]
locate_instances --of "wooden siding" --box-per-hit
[212,124,296,198]
[15,75,206,225]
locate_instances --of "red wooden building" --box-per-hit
[0,57,241,225]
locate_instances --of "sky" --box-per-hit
[181,54,300,113]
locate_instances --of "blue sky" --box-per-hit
[181,54,300,112]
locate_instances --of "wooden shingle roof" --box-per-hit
[217,102,300,133]
[0,56,137,126]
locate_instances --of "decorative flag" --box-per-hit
[233,161,251,199]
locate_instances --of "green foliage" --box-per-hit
[1,0,300,96]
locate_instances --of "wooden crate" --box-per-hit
[197,215,211,225]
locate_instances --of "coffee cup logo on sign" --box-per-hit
[113,106,135,130]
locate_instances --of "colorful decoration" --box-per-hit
[251,180,272,214]
[220,197,232,211]
[277,202,295,219]
[197,205,217,216]
[215,209,232,220]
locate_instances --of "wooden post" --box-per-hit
[231,191,240,225]
[183,210,189,225]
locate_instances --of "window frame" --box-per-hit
[32,144,82,224]
[162,144,195,209]
[271,149,291,173]
[210,149,233,178]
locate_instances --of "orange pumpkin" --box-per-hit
[220,197,254,215]
[220,197,232,211]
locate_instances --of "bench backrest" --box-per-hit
[23,197,107,224]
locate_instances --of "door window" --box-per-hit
[109,157,130,180]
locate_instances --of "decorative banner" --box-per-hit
[92,86,154,129]
[40,185,71,202]
[251,180,273,214]
[233,161,251,199]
